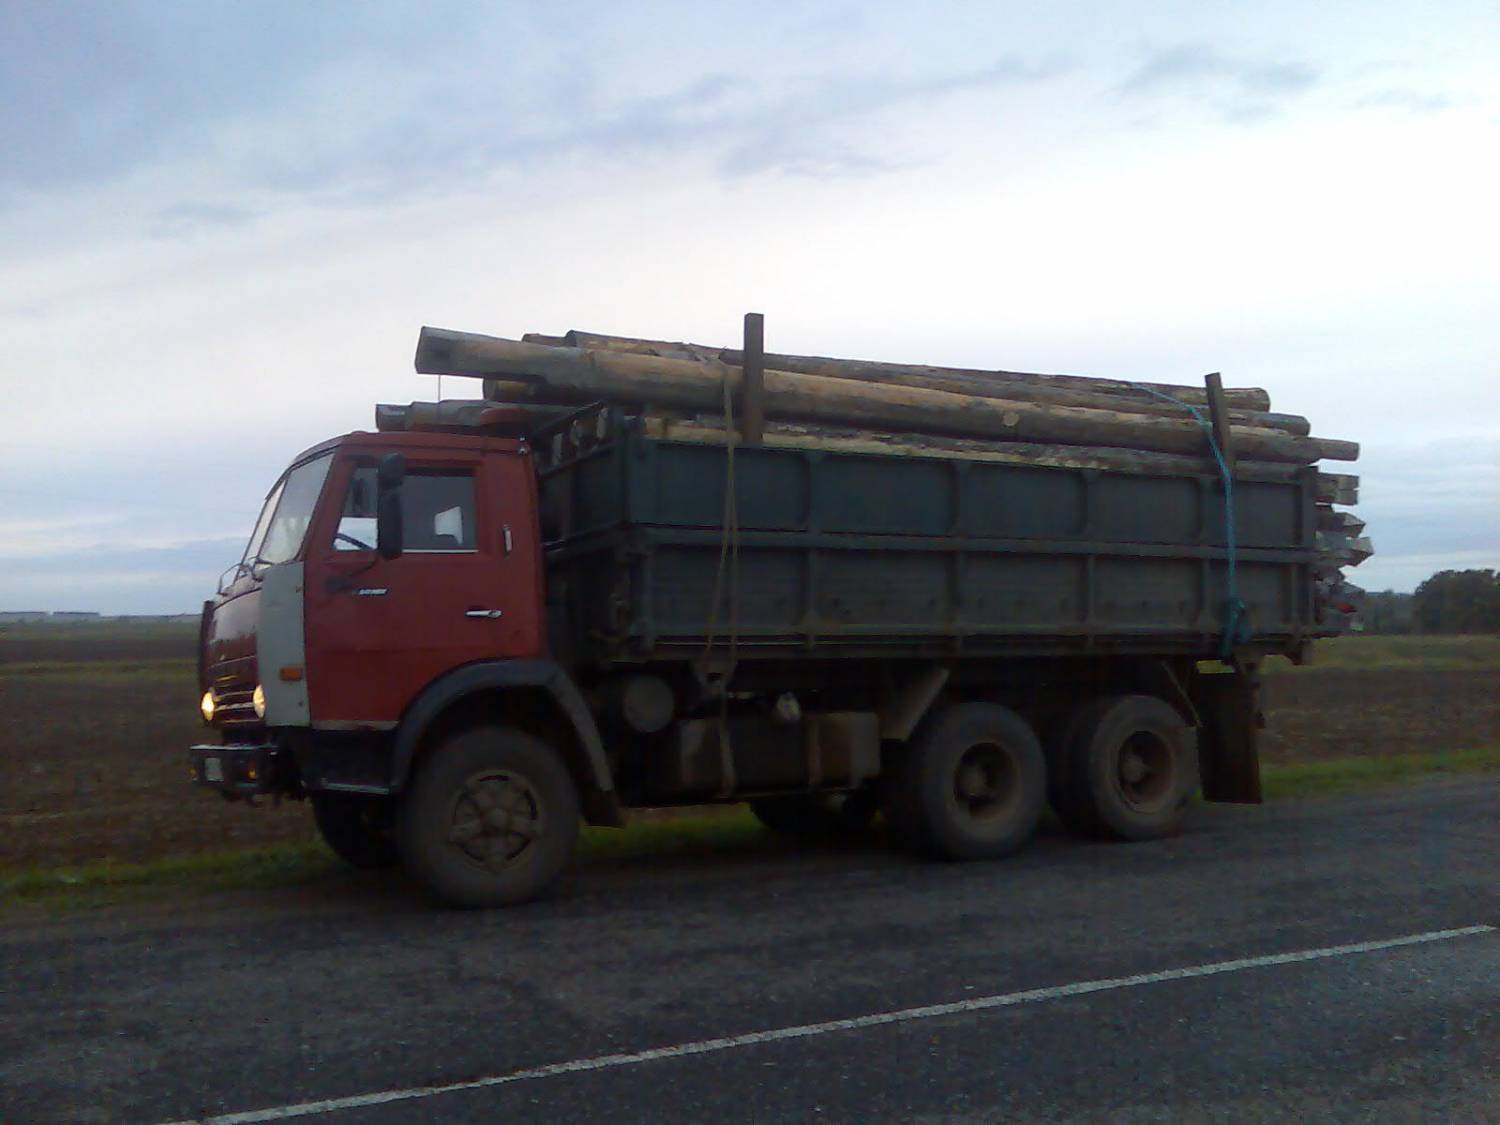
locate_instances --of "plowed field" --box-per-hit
[3,626,1497,869]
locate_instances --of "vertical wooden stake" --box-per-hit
[1203,371,1236,478]
[741,312,765,444]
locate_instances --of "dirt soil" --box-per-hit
[3,626,1498,870]
[1,671,316,869]
[1259,668,1500,764]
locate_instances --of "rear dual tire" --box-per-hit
[1049,694,1198,841]
[884,703,1047,860]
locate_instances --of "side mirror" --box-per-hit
[377,451,406,490]
[376,453,405,560]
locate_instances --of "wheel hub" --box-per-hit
[448,772,543,869]
[952,743,1019,821]
[957,762,993,800]
[1115,732,1175,810]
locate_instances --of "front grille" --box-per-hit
[212,675,260,727]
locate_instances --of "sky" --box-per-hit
[1,0,1497,613]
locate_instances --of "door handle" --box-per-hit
[465,609,504,619]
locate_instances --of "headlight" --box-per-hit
[253,683,267,719]
[200,691,216,723]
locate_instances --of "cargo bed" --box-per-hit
[539,407,1326,668]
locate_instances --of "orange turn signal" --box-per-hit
[279,666,304,682]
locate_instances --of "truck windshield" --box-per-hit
[243,453,334,567]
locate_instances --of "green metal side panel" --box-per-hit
[538,412,1320,668]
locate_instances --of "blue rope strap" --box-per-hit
[1130,385,1251,661]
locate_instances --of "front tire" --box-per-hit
[311,792,397,870]
[884,703,1046,860]
[1052,694,1198,841]
[396,726,580,908]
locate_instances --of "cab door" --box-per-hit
[304,446,541,726]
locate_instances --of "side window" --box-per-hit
[331,466,478,553]
[334,466,378,551]
[404,471,478,552]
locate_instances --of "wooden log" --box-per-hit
[640,414,1331,483]
[554,330,1310,434]
[1316,507,1367,534]
[416,328,1358,464]
[377,401,490,431]
[1315,473,1359,505]
[376,400,573,433]
[520,340,1309,431]
[480,378,538,402]
[561,328,1277,413]
[1342,536,1374,565]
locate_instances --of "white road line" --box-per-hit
[160,923,1495,1125]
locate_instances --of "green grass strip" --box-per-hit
[1,839,337,905]
[0,812,770,911]
[1260,744,1500,799]
[577,807,767,863]
[0,658,198,679]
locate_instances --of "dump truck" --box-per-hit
[190,322,1363,906]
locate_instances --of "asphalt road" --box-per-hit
[2,778,1496,1124]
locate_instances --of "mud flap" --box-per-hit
[1194,662,1264,804]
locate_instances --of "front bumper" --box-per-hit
[189,742,280,798]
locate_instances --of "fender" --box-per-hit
[390,659,623,826]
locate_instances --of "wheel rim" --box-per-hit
[446,768,546,872]
[1114,731,1175,812]
[950,742,1022,823]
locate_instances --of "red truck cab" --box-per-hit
[201,431,544,730]
[193,429,618,902]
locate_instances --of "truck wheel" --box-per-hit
[885,703,1046,861]
[311,792,398,870]
[750,791,878,838]
[396,726,580,908]
[1054,694,1198,841]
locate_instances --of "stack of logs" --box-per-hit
[385,321,1369,616]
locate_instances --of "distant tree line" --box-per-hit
[1359,569,1500,634]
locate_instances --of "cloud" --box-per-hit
[0,1,458,199]
[1346,435,1500,591]
[1,0,1066,218]
[4,5,1496,614]
[1352,549,1497,594]
[1355,88,1454,114]
[148,202,261,240]
[248,55,1063,197]
[719,142,907,181]
[1120,45,1317,96]
[1117,45,1317,123]
[716,59,1061,180]
[0,537,244,614]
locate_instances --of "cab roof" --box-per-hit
[286,428,525,469]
